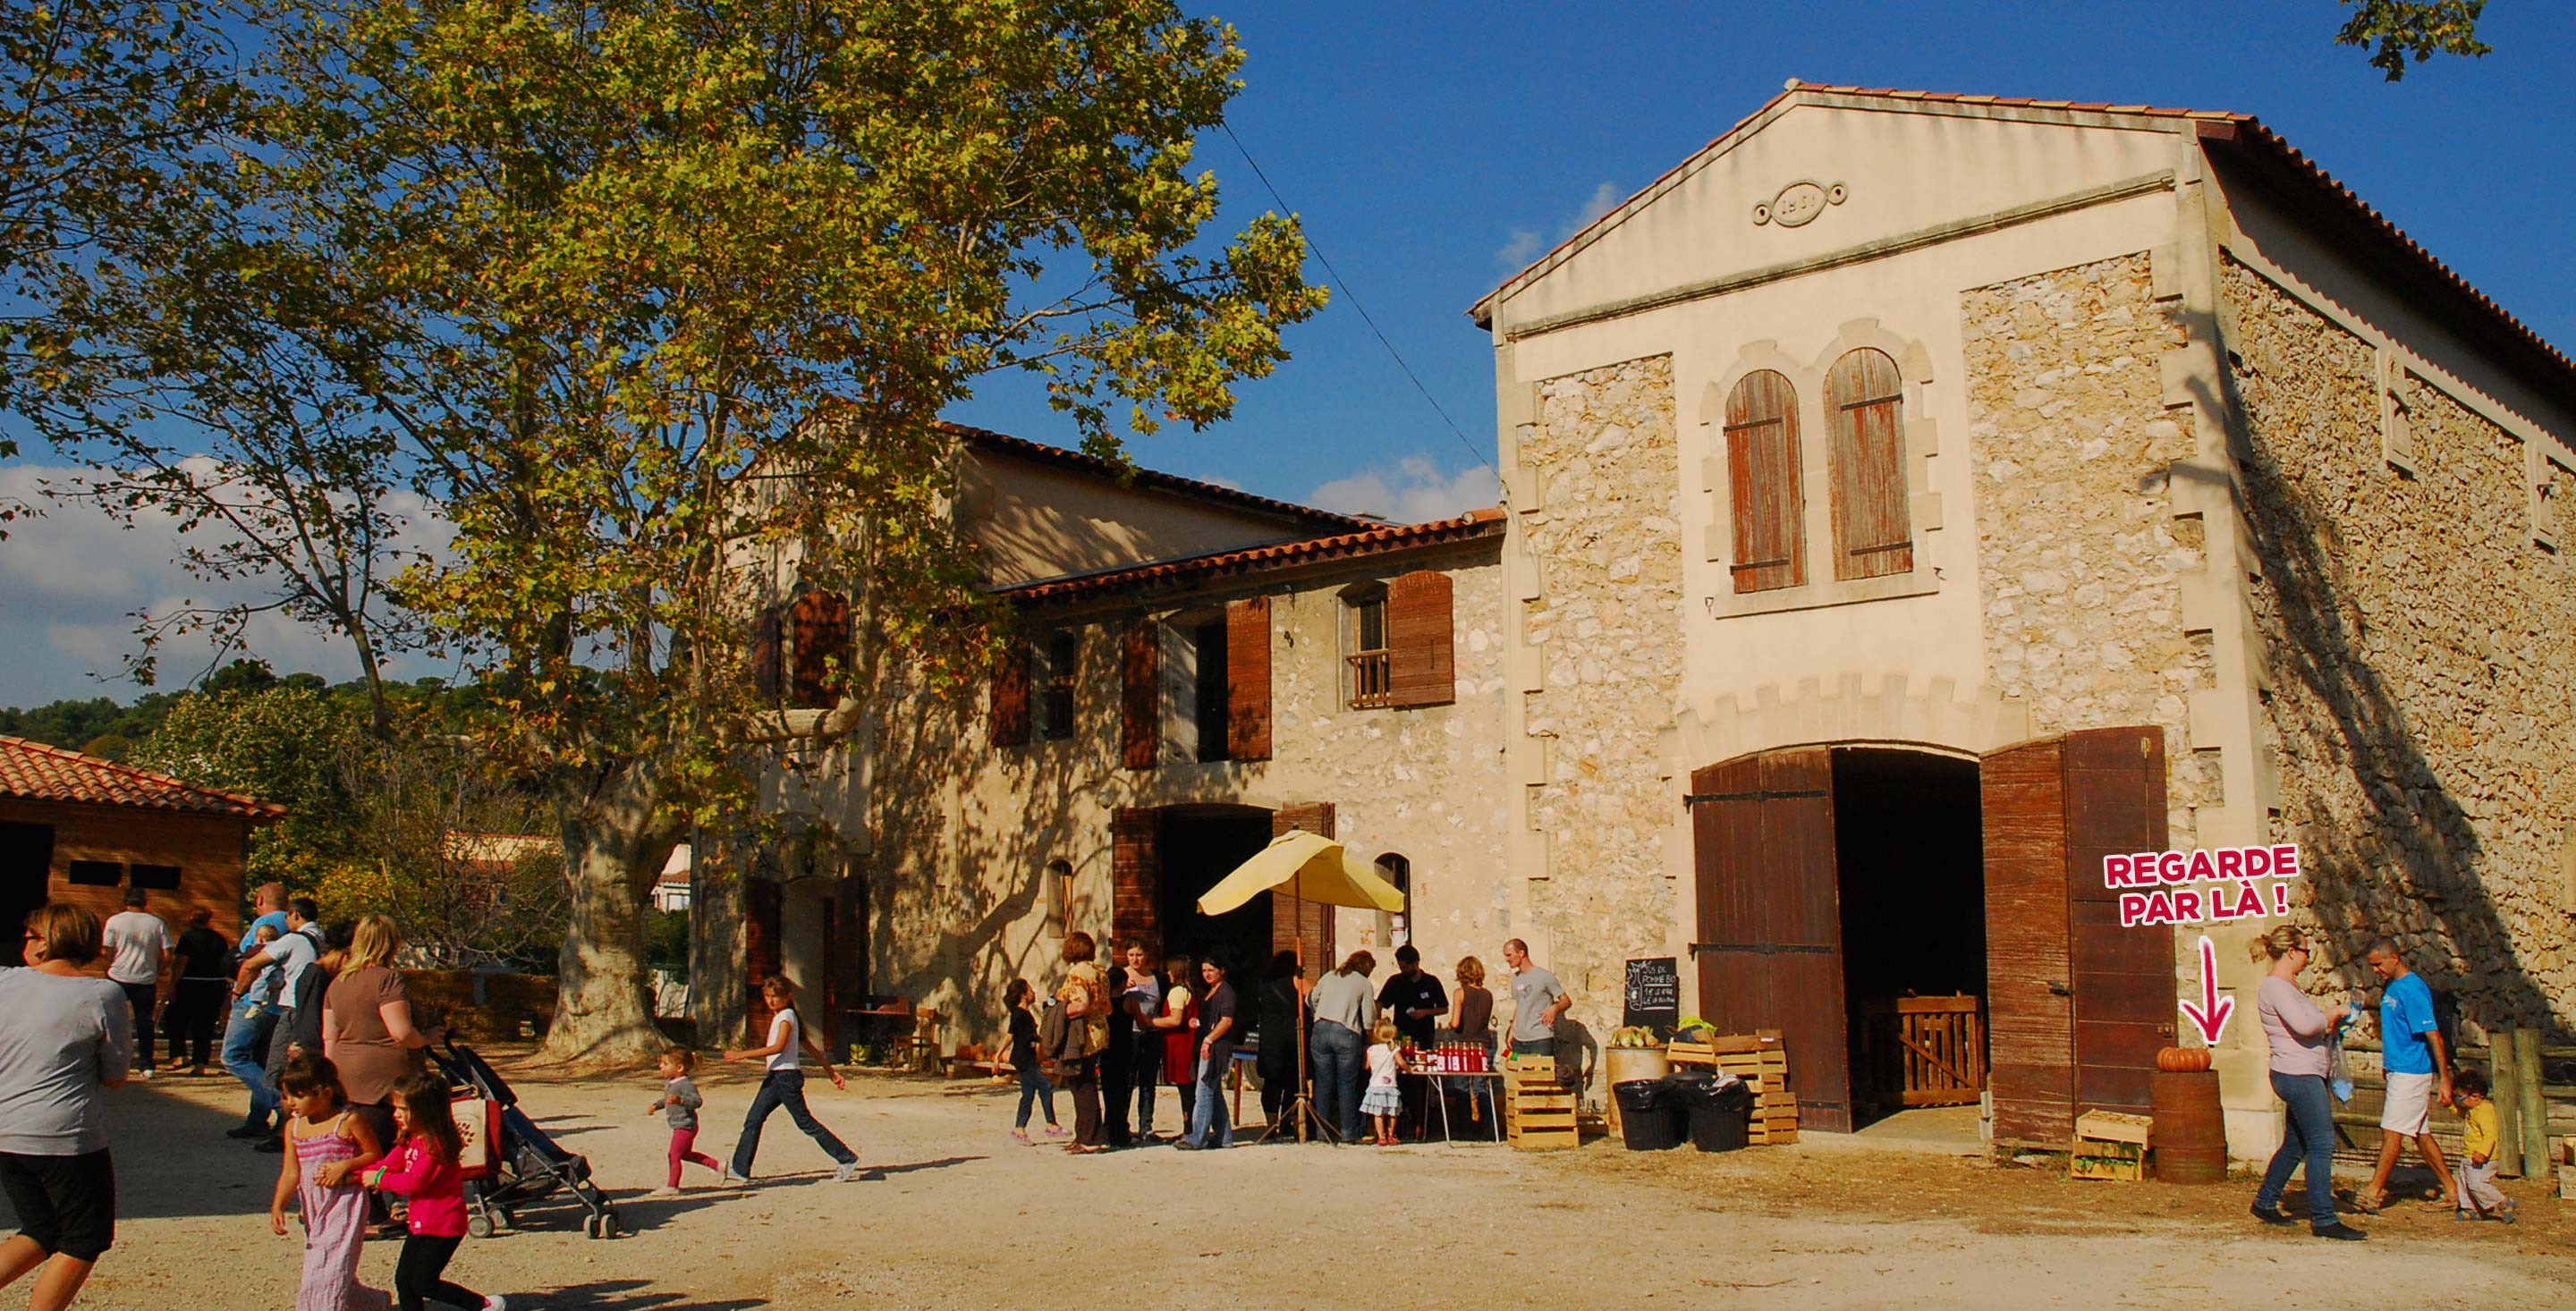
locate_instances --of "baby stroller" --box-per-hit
[429,1037,625,1239]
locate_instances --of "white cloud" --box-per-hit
[1308,457,1497,524]
[1495,180,1624,269]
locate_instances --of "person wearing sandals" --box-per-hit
[1002,980,1066,1146]
[2357,938,2459,1215]
[1052,934,1110,1154]
[2247,926,2365,1240]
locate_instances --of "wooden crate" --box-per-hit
[1669,1030,1800,1146]
[1505,1054,1579,1150]
[2069,1110,2153,1182]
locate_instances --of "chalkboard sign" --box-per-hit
[1623,956,1681,1032]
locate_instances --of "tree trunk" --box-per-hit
[538,764,677,1065]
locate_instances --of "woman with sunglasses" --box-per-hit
[2248,926,2365,1240]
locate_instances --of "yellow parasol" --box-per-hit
[1196,830,1402,1145]
[1195,830,1404,916]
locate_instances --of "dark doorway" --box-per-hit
[0,821,53,935]
[1156,807,1273,977]
[1832,749,1986,1127]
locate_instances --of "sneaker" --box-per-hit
[719,1169,748,1188]
[2497,1209,2519,1226]
[1010,1129,1030,1145]
[254,1134,285,1154]
[2310,1222,2367,1241]
[646,1186,682,1197]
[833,1161,859,1182]
[480,1298,509,1311]
[225,1122,270,1140]
[2250,1205,2295,1227]
[135,1068,154,1079]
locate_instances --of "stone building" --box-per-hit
[1468,82,2576,1155]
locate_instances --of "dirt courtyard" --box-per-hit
[27,1053,2572,1310]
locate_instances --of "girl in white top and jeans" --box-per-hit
[721,977,857,1184]
[2247,926,2363,1239]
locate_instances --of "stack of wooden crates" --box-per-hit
[1504,1054,1578,1150]
[1666,1030,1800,1146]
[2068,1110,2153,1181]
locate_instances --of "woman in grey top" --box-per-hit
[0,905,132,1309]
[2247,926,2363,1240]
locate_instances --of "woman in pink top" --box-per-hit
[2247,926,2362,1240]
[367,1074,504,1311]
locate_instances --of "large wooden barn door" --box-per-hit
[1982,728,2174,1147]
[1689,748,1852,1132]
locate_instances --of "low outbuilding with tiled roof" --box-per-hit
[1,734,284,942]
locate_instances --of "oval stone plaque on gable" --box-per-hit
[1752,180,1847,228]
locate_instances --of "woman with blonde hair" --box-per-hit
[324,914,439,1193]
[2247,926,2364,1240]
[0,906,131,1311]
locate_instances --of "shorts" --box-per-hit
[0,1149,116,1262]
[2379,1070,2435,1136]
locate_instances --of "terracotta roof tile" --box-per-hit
[0,736,285,819]
[1471,82,2576,399]
[943,422,1370,533]
[997,508,1505,605]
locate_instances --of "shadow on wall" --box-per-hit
[2197,320,2557,1042]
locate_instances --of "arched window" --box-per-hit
[1825,348,1914,579]
[1376,852,1411,947]
[1724,369,1806,593]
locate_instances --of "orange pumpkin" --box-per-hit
[2156,1046,2212,1073]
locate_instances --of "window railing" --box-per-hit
[1347,649,1392,708]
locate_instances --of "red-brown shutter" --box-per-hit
[1225,597,1272,761]
[1271,804,1336,980]
[1384,571,1454,707]
[750,608,784,702]
[1688,748,1852,1132]
[1825,349,1913,579]
[1120,618,1159,770]
[745,877,783,1044]
[788,590,852,709]
[1724,369,1807,593]
[989,641,1031,748]
[1981,727,2174,1148]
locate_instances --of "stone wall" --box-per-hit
[1962,252,2216,847]
[2225,258,2576,1039]
[1515,354,1686,1028]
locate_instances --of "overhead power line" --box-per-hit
[1219,123,1495,478]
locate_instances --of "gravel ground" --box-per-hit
[22,1052,2571,1309]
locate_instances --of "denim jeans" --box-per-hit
[1310,1021,1365,1143]
[2255,1070,2338,1226]
[1185,1045,1233,1147]
[221,1002,282,1124]
[1015,1066,1056,1129]
[1132,1045,1163,1136]
[730,1069,855,1178]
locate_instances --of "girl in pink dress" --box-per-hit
[269,1054,388,1311]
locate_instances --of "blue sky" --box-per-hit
[4,0,2571,705]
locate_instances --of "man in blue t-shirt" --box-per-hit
[2361,939,2458,1214]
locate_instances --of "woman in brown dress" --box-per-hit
[322,917,442,1181]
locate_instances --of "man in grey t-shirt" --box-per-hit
[1502,938,1570,1057]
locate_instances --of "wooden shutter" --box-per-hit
[1384,570,1454,707]
[1120,618,1159,770]
[1225,597,1273,761]
[1825,349,1914,579]
[1271,804,1336,980]
[1724,369,1807,593]
[745,877,783,1044]
[1688,748,1852,1131]
[788,590,852,709]
[750,608,784,701]
[988,641,1031,748]
[1981,727,2174,1147]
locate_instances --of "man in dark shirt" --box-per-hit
[1102,951,1134,1148]
[169,909,234,1075]
[1178,956,1238,1150]
[1377,944,1449,1138]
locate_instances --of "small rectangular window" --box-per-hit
[1041,630,1078,740]
[1042,861,1072,938]
[128,863,182,891]
[66,859,123,886]
[1347,593,1391,708]
[1192,621,1231,762]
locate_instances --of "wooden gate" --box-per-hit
[1855,995,1987,1111]
[1688,748,1852,1132]
[1982,728,2174,1147]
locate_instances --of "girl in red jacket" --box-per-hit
[366,1073,505,1311]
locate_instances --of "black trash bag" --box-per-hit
[1614,1080,1683,1151]
[1681,1078,1754,1153]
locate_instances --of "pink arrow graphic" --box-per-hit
[2178,934,2233,1045]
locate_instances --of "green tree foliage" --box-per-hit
[33,0,1325,1062]
[0,694,175,756]
[2336,1,2490,80]
[130,683,364,888]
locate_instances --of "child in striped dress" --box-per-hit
[269,1054,388,1311]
